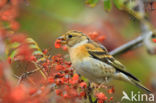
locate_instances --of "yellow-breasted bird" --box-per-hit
[57,30,151,93]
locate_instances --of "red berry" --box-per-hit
[96,92,107,101]
[55,89,62,95]
[110,97,113,100]
[30,56,37,62]
[62,45,68,51]
[48,77,54,83]
[10,21,20,30]
[63,93,69,99]
[80,91,86,97]
[97,35,105,42]
[8,57,12,64]
[29,88,37,95]
[43,49,48,54]
[108,87,115,94]
[79,82,87,88]
[152,38,156,43]
[0,0,7,8]
[55,40,61,48]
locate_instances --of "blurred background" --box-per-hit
[17,0,156,102]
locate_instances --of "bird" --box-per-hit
[57,30,152,93]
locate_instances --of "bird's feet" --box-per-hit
[98,83,108,89]
[91,83,107,89]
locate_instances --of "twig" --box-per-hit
[16,68,42,85]
[0,37,6,61]
[110,0,156,56]
[138,0,156,54]
[109,35,144,56]
[143,0,156,2]
[88,95,93,103]
[87,83,94,103]
[94,99,97,103]
[87,83,98,103]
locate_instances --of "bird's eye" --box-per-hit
[68,35,73,38]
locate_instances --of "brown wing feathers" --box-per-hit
[87,43,140,82]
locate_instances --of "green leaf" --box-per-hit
[32,51,44,55]
[27,38,41,51]
[86,0,99,7]
[104,0,112,11]
[81,76,88,82]
[10,42,20,49]
[29,44,39,49]
[113,0,125,9]
[9,50,17,59]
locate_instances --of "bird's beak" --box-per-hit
[57,35,66,44]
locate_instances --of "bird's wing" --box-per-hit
[86,42,140,82]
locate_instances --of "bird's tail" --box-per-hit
[114,73,152,93]
[130,79,152,93]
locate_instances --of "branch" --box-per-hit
[110,0,156,56]
[87,83,94,103]
[0,37,6,61]
[16,67,42,85]
[109,35,144,56]
[138,0,156,54]
[143,0,156,2]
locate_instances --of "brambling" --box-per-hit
[57,30,151,93]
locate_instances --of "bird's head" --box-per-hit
[57,30,89,47]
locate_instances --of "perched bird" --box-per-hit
[57,30,151,93]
